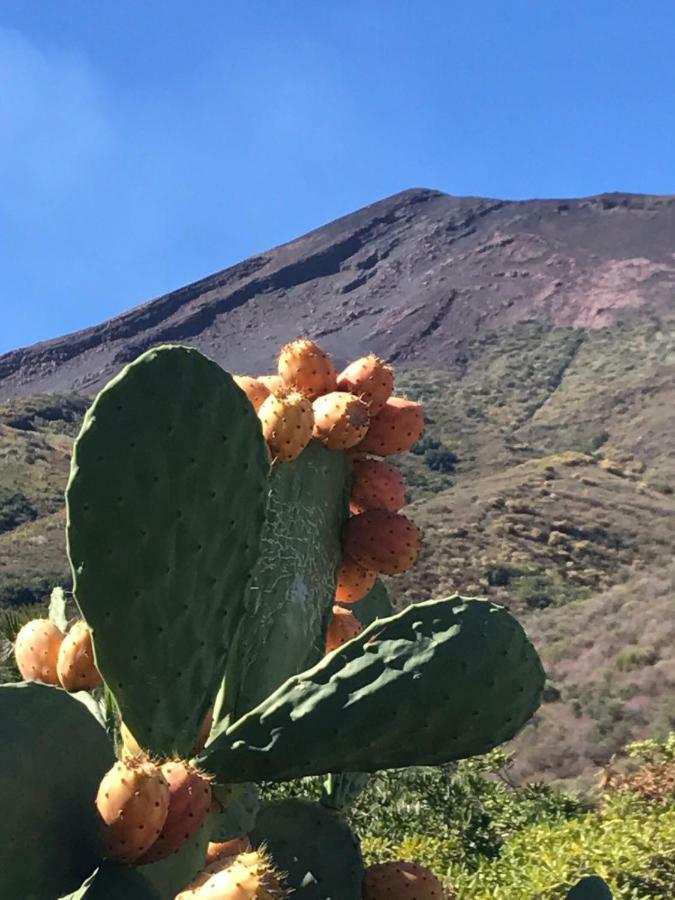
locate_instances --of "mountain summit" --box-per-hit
[1,188,674,399]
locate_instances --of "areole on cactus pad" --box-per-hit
[3,338,547,900]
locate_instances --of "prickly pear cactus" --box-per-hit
[3,338,549,900]
[0,683,115,899]
[251,799,363,900]
[201,596,545,781]
[567,876,613,899]
[66,345,269,756]
[219,440,350,724]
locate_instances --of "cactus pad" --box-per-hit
[62,865,161,899]
[567,876,613,899]
[201,596,545,782]
[250,799,363,900]
[0,682,115,899]
[221,440,349,722]
[66,345,269,756]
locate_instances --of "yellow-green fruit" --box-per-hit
[278,338,337,400]
[337,354,394,415]
[363,861,447,900]
[95,757,170,863]
[312,391,370,450]
[325,605,363,653]
[335,555,377,604]
[119,720,144,758]
[233,376,270,412]
[258,390,314,462]
[14,619,65,685]
[349,458,407,514]
[57,620,102,691]
[356,396,424,456]
[176,849,286,900]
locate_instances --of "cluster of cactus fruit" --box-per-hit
[1,338,609,900]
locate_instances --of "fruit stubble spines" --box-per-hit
[257,387,314,463]
[57,619,102,691]
[278,338,338,400]
[95,756,171,863]
[363,861,447,900]
[325,604,363,653]
[137,759,213,864]
[312,391,370,450]
[356,396,425,456]
[176,847,289,900]
[342,509,421,575]
[337,353,394,415]
[14,618,65,685]
[349,457,407,514]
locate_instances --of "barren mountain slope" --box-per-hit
[1,188,674,398]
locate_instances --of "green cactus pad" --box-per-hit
[567,876,613,899]
[138,807,217,899]
[201,596,545,782]
[350,577,394,627]
[66,345,269,756]
[211,782,261,841]
[0,682,115,900]
[250,799,363,900]
[221,441,349,722]
[62,865,161,899]
[321,579,394,810]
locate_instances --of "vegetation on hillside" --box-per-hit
[1,316,673,784]
[263,734,675,899]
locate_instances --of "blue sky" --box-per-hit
[1,1,673,353]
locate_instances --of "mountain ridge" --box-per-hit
[2,187,675,399]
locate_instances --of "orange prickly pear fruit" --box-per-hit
[356,397,424,456]
[325,605,363,653]
[138,760,213,863]
[337,354,394,415]
[335,555,377,604]
[342,510,421,575]
[258,389,314,462]
[176,848,287,900]
[56,620,102,691]
[14,619,65,685]
[349,458,407,514]
[205,836,252,866]
[312,392,370,450]
[233,376,270,412]
[95,757,170,863]
[363,861,447,900]
[278,338,337,400]
[257,374,285,393]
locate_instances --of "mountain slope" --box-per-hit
[1,188,674,783]
[1,189,674,399]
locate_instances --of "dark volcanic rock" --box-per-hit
[1,188,674,399]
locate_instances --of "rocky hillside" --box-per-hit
[1,188,674,398]
[1,188,674,785]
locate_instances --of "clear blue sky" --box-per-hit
[1,1,673,353]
